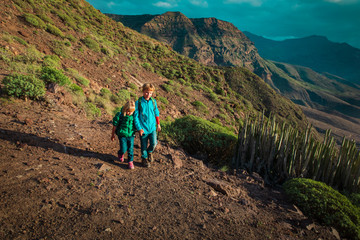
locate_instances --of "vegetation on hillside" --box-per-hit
[284,178,360,240]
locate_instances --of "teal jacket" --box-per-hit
[112,109,135,137]
[134,97,160,135]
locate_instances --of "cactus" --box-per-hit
[233,113,360,192]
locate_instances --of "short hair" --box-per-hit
[142,83,155,92]
[122,100,135,116]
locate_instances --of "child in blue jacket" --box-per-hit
[111,100,136,169]
[134,83,161,167]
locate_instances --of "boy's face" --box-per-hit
[126,110,134,116]
[143,90,153,100]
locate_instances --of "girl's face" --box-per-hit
[126,110,134,116]
[143,90,153,100]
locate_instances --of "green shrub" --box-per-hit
[40,66,70,86]
[84,102,101,118]
[2,74,45,100]
[23,13,46,29]
[68,83,83,94]
[283,178,360,240]
[82,36,100,52]
[157,96,168,105]
[51,40,69,58]
[66,34,76,42]
[43,55,61,68]
[13,36,28,46]
[162,115,237,164]
[100,88,111,98]
[46,24,64,38]
[192,100,208,113]
[128,82,138,91]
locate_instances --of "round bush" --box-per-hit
[283,178,360,240]
[40,66,70,86]
[2,74,45,100]
[163,115,237,164]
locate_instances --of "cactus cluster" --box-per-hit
[233,113,360,192]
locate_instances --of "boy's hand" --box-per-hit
[111,135,115,141]
[139,129,144,136]
[157,124,161,132]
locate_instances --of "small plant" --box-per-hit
[100,88,112,98]
[23,13,46,29]
[82,36,100,52]
[84,102,101,118]
[13,36,28,46]
[43,55,61,68]
[284,178,360,240]
[192,100,208,113]
[2,74,45,100]
[40,66,71,86]
[46,24,64,38]
[157,96,169,105]
[68,83,83,94]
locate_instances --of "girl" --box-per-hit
[111,100,136,169]
[134,83,161,167]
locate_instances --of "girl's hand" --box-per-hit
[111,135,115,141]
[139,129,144,136]
[157,124,161,132]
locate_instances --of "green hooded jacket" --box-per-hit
[112,108,135,137]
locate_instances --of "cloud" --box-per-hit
[190,0,209,8]
[224,0,263,7]
[153,1,178,8]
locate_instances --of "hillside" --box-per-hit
[245,32,360,85]
[107,12,360,144]
[0,0,338,239]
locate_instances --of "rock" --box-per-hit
[170,154,182,169]
[331,227,340,240]
[306,223,316,231]
[98,163,112,172]
[205,179,240,197]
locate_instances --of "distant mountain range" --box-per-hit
[244,32,360,85]
[107,12,360,142]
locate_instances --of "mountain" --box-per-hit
[107,12,360,143]
[106,12,272,80]
[244,32,360,85]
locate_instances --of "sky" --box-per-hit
[87,0,360,49]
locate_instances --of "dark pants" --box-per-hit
[118,136,135,162]
[140,130,157,159]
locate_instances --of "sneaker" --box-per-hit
[118,154,124,162]
[148,152,154,163]
[142,157,150,168]
[128,161,134,170]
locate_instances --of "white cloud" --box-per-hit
[224,0,263,7]
[190,0,209,7]
[107,1,116,8]
[153,1,178,8]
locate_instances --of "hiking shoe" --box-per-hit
[128,161,134,170]
[148,153,154,163]
[118,154,124,162]
[142,157,150,168]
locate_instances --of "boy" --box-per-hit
[134,83,161,167]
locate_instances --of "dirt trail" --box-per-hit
[0,100,338,240]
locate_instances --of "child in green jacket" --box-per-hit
[111,100,136,169]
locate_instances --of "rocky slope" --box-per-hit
[107,12,272,81]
